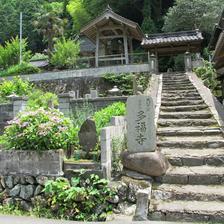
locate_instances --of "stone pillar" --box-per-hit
[100,127,112,180]
[58,93,73,117]
[150,53,157,74]
[185,51,192,72]
[8,96,27,117]
[133,187,152,221]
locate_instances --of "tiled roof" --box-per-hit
[141,30,203,46]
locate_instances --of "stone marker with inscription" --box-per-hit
[127,95,156,152]
[122,95,169,177]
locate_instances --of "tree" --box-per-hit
[33,5,66,54]
[0,0,45,51]
[163,0,224,35]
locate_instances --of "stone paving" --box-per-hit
[149,73,224,222]
[0,214,208,224]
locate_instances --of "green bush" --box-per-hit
[31,53,48,61]
[50,38,80,69]
[194,60,221,97]
[93,102,126,135]
[103,73,150,95]
[3,108,74,151]
[0,77,33,101]
[27,89,59,110]
[40,174,114,221]
[0,37,31,70]
[0,62,40,77]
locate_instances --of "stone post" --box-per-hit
[150,53,157,74]
[133,186,152,221]
[8,96,27,118]
[58,93,74,117]
[100,127,112,180]
[185,51,192,72]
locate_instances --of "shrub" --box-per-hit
[194,60,221,97]
[3,108,74,151]
[93,102,126,135]
[41,174,114,221]
[50,38,80,69]
[27,89,59,110]
[0,77,33,100]
[0,37,31,70]
[30,53,48,61]
[0,62,40,77]
[103,73,150,95]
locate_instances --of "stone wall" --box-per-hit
[0,103,13,134]
[59,95,128,117]
[0,174,54,210]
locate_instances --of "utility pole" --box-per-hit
[19,12,23,64]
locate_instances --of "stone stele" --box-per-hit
[127,95,156,152]
[121,151,169,177]
[78,118,98,152]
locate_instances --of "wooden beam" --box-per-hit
[99,35,123,39]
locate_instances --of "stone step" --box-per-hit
[161,105,208,112]
[159,135,223,142]
[162,78,190,82]
[162,148,224,166]
[162,96,202,101]
[152,184,224,202]
[162,86,196,91]
[149,200,224,222]
[163,90,198,95]
[163,80,192,85]
[157,127,222,136]
[158,119,217,127]
[159,111,212,119]
[156,166,224,185]
[161,100,205,107]
[162,92,201,97]
[158,139,224,149]
[64,161,101,170]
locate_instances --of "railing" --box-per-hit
[75,52,149,69]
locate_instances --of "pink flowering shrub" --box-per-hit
[3,108,75,151]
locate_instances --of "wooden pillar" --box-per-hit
[129,38,133,63]
[95,31,99,67]
[123,29,129,64]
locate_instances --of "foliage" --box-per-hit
[194,60,221,97]
[93,102,126,135]
[103,73,150,95]
[0,77,33,101]
[27,89,59,110]
[0,37,31,70]
[0,0,45,51]
[163,0,224,36]
[111,136,127,174]
[31,53,48,61]
[0,63,40,77]
[41,174,114,221]
[67,0,91,33]
[50,38,80,69]
[3,108,74,151]
[33,5,66,53]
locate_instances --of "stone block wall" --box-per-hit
[0,103,13,135]
[0,174,55,210]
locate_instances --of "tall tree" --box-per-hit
[33,4,66,54]
[163,0,224,35]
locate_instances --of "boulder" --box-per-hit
[121,151,169,177]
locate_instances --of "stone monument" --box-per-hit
[121,95,169,177]
[127,95,156,152]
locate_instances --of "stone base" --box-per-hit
[121,151,169,177]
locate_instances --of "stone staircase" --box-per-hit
[149,73,224,222]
